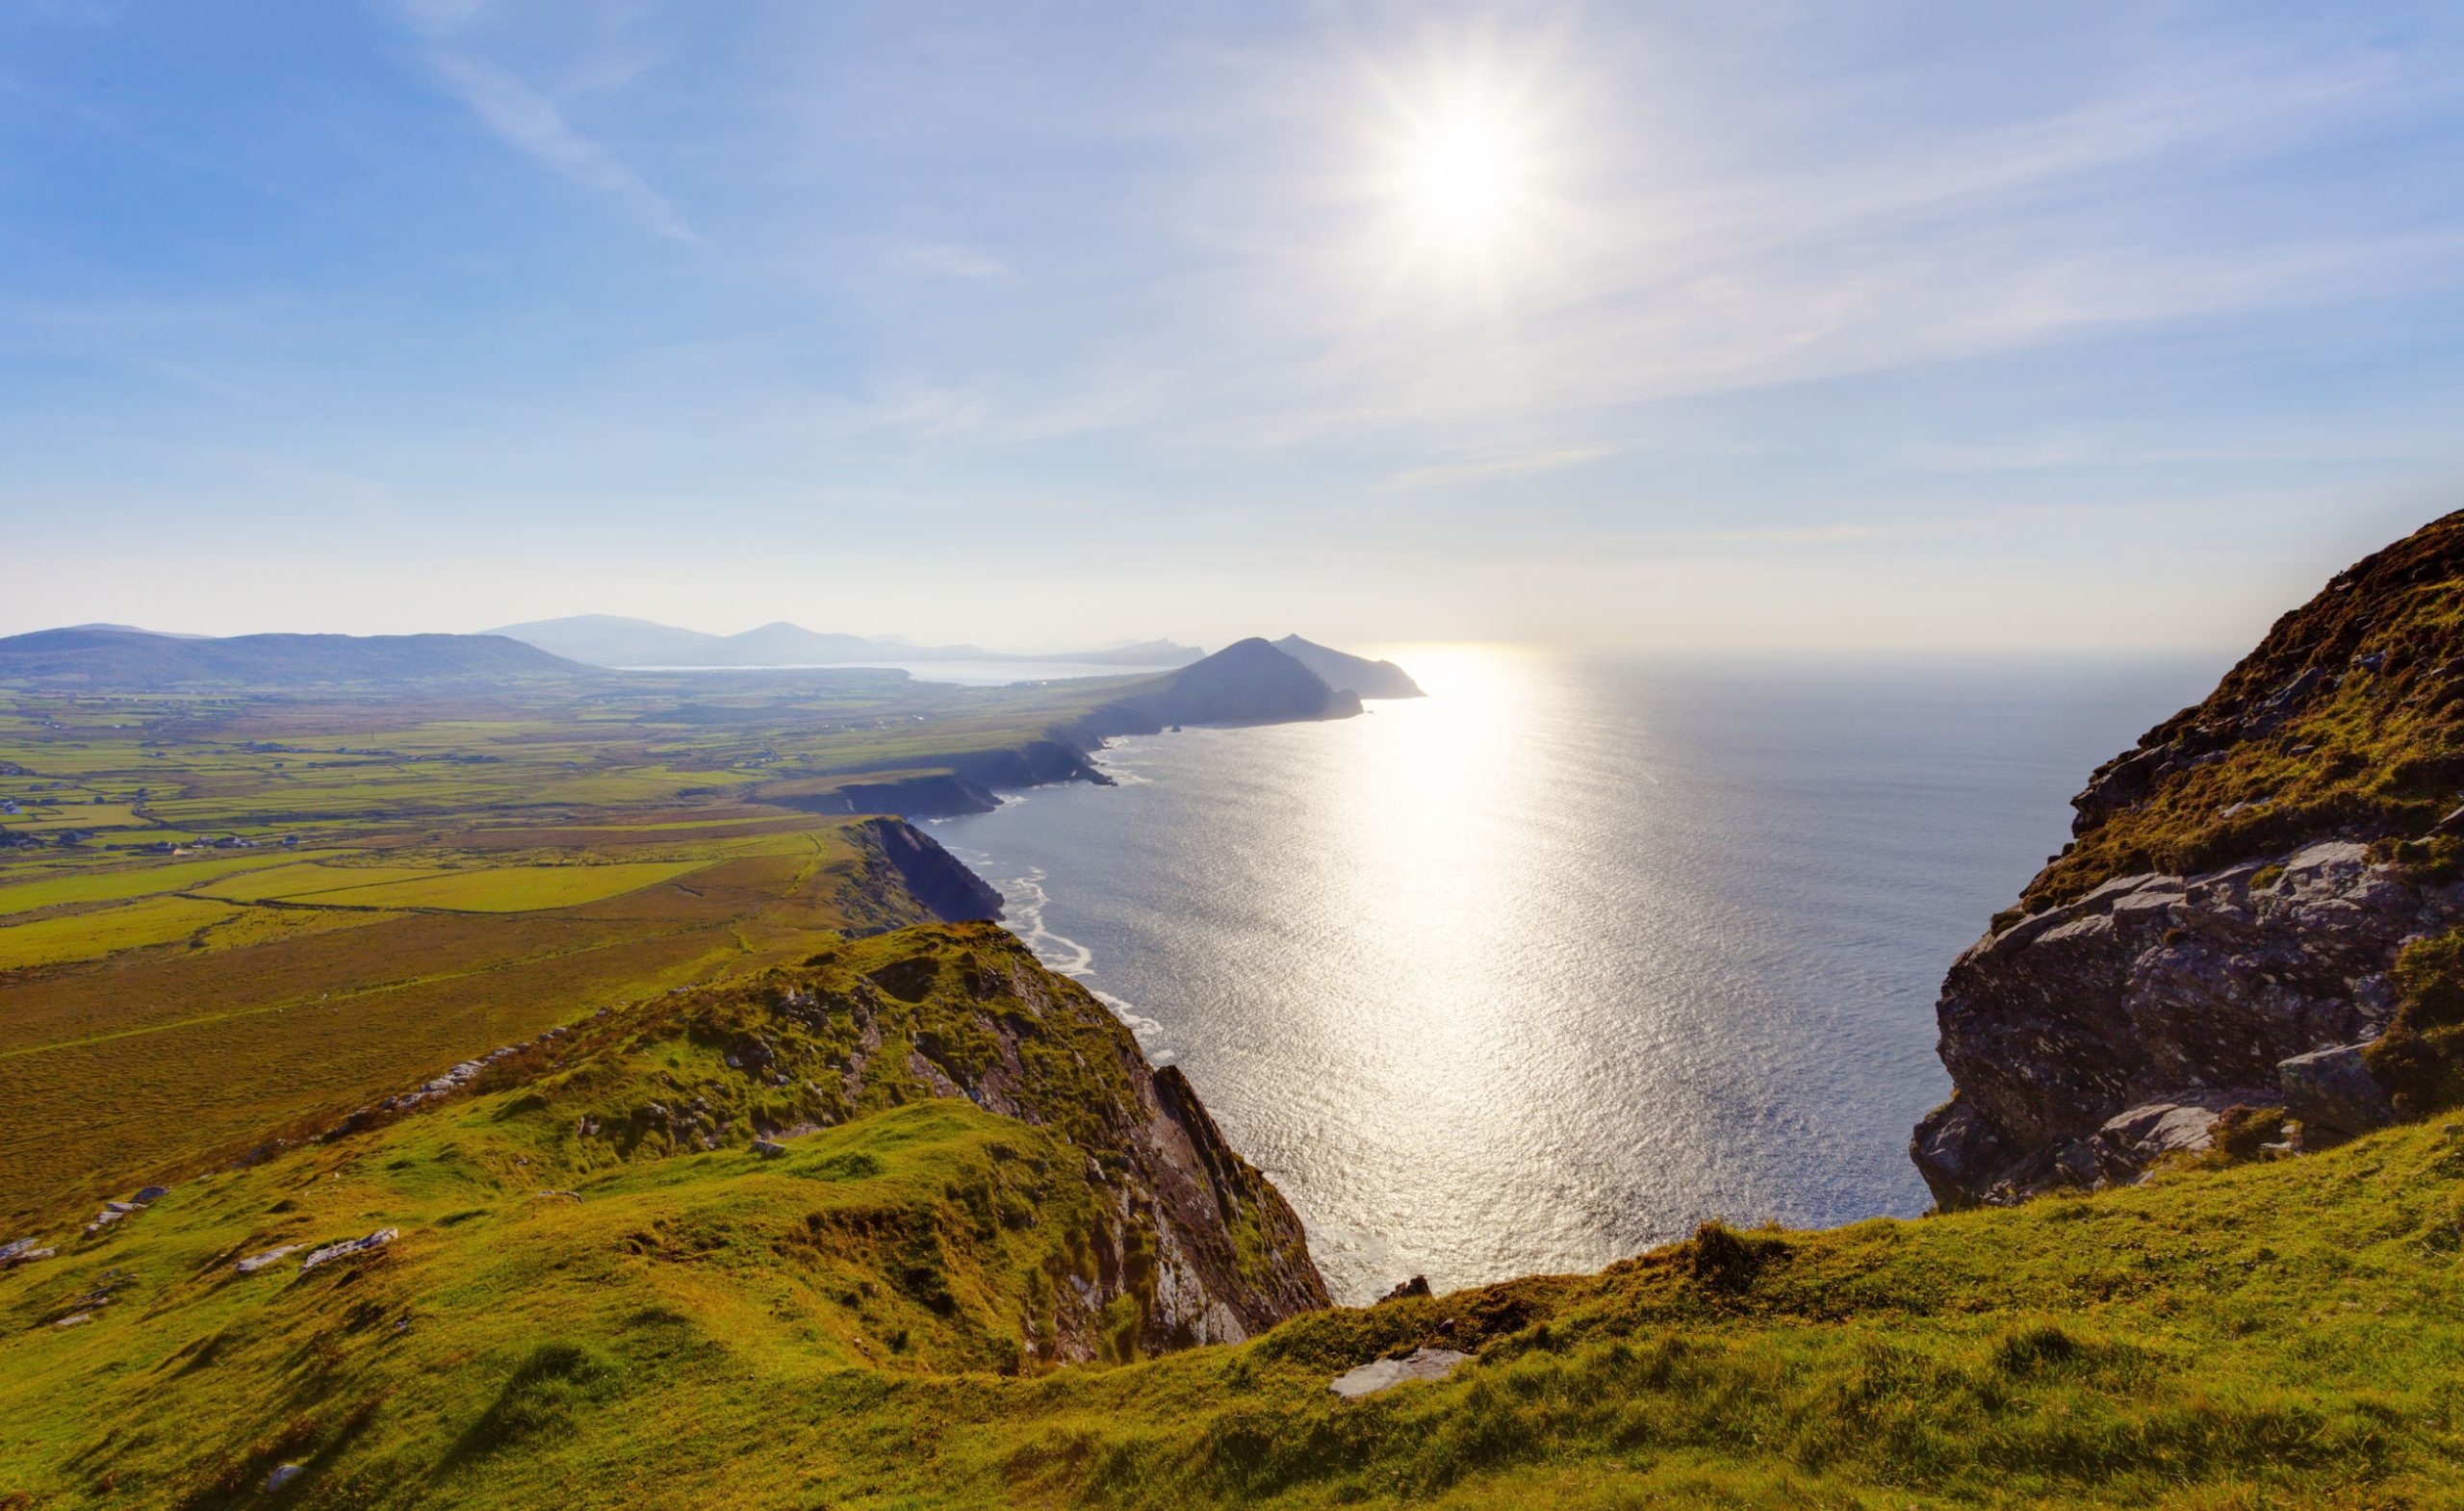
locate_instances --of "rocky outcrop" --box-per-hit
[772,773,1005,819]
[1917,511,2464,1206]
[851,817,1003,922]
[557,922,1328,1357]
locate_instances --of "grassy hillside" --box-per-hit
[2024,508,2464,912]
[4,921,2460,1508]
[0,675,1150,1229]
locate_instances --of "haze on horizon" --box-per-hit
[4,2,2461,653]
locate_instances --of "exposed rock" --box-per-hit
[299,1228,398,1273]
[235,1244,302,1275]
[266,1464,304,1492]
[1378,1275,1433,1303]
[1917,511,2464,1206]
[1330,1347,1475,1399]
[2279,1044,2396,1135]
[52,1312,91,1328]
[1917,840,2460,1204]
[852,816,1004,923]
[0,1239,53,1268]
[2089,1094,2256,1182]
[751,1139,787,1158]
[132,1185,169,1203]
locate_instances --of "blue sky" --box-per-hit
[3,1,2461,650]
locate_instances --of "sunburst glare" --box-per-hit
[1360,38,1569,295]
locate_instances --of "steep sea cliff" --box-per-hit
[1917,510,2464,1205]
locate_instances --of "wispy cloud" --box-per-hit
[899,243,1014,281]
[1379,445,1611,490]
[394,2,695,243]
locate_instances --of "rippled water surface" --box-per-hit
[933,648,2218,1302]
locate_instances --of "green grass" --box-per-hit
[0,852,322,912]
[3,925,2461,1508]
[2024,510,2464,909]
[0,893,238,969]
[255,860,706,911]
[0,674,1133,1228]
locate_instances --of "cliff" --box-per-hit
[752,639,1363,819]
[1915,511,2464,1206]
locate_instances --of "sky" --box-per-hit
[3,1,2461,652]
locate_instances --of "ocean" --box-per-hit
[931,646,2222,1303]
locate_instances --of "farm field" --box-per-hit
[0,670,1136,1228]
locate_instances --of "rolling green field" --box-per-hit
[3,923,2460,1509]
[0,671,1136,1229]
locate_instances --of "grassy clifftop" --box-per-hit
[2024,509,2464,911]
[6,973,2461,1505]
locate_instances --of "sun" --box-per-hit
[1362,49,1560,290]
[1405,108,1527,237]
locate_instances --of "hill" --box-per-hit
[1915,509,2464,1207]
[486,616,1205,670]
[1271,635,1424,699]
[1086,636,1363,731]
[5,922,2462,1506]
[0,628,587,689]
[19,539,2464,1505]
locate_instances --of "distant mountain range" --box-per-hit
[0,623,1423,704]
[483,615,1205,670]
[0,627,582,688]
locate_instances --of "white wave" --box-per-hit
[1088,986,1170,1060]
[997,866,1094,974]
[972,858,1174,1059]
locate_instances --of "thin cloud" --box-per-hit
[1380,446,1613,490]
[900,243,1014,281]
[426,52,697,243]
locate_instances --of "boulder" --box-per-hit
[2279,1044,2395,1135]
[1910,1098,2014,1208]
[752,1139,787,1159]
[1377,1275,1432,1303]
[0,1241,54,1268]
[299,1228,398,1273]
[1921,839,2450,1204]
[235,1244,302,1275]
[266,1464,304,1492]
[1330,1347,1474,1399]
[132,1186,170,1203]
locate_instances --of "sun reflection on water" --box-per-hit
[934,647,2157,1302]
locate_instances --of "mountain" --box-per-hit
[1087,636,1362,731]
[480,614,729,667]
[756,638,1368,820]
[718,620,897,664]
[1914,509,2464,1207]
[61,622,209,640]
[486,615,1206,670]
[1271,634,1424,699]
[1043,639,1208,667]
[0,627,587,688]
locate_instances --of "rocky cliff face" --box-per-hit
[1916,512,2464,1207]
